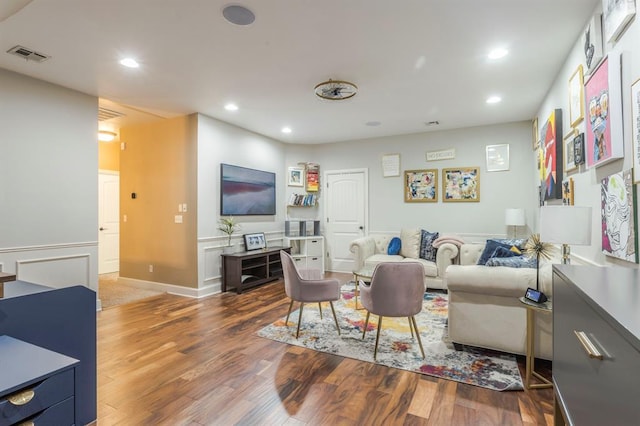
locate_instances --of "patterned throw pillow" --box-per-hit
[491,238,528,250]
[490,246,519,259]
[419,229,440,262]
[485,256,538,268]
[477,239,512,265]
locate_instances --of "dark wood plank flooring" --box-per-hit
[97,272,554,425]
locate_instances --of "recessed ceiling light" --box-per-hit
[281,127,292,134]
[119,58,139,68]
[222,5,255,26]
[225,103,238,111]
[488,48,508,60]
[486,96,502,104]
[365,121,381,127]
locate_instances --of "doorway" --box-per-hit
[98,171,120,274]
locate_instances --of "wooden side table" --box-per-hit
[0,272,17,298]
[519,296,553,389]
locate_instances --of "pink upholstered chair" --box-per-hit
[280,250,341,338]
[360,262,426,360]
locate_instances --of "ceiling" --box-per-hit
[0,0,599,144]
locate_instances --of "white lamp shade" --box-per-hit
[505,208,526,226]
[540,206,592,245]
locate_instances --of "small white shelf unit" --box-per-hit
[284,236,325,271]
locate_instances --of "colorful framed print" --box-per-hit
[562,178,574,206]
[602,0,635,43]
[404,169,437,202]
[569,64,585,127]
[583,13,604,75]
[584,55,624,168]
[442,167,480,202]
[540,109,563,201]
[564,129,579,173]
[287,167,304,187]
[601,169,638,263]
[631,78,640,183]
[532,117,539,150]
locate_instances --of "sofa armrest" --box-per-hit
[435,242,458,274]
[349,236,376,272]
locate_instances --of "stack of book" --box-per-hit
[288,193,317,206]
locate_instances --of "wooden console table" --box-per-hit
[221,246,290,293]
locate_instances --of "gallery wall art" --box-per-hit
[443,167,480,202]
[631,78,640,183]
[404,169,437,202]
[602,0,636,43]
[583,13,604,75]
[562,178,574,206]
[563,129,578,173]
[601,169,638,263]
[540,109,563,200]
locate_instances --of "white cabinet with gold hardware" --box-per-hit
[284,236,324,271]
[552,265,640,426]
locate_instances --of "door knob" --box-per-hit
[99,227,106,231]
[359,226,364,230]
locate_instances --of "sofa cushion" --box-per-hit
[491,238,528,249]
[485,255,537,268]
[364,254,404,270]
[490,246,519,259]
[476,239,512,265]
[404,258,438,277]
[400,228,421,259]
[419,229,439,261]
[387,237,401,255]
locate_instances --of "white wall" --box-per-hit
[536,3,640,267]
[0,69,99,291]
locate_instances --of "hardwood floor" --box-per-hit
[96,272,554,425]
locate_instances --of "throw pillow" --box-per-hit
[419,229,440,261]
[387,237,402,255]
[485,255,538,268]
[491,238,528,250]
[490,246,519,259]
[477,239,512,265]
[400,228,421,259]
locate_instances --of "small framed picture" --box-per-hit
[562,178,574,206]
[573,133,585,166]
[287,167,304,187]
[485,144,509,172]
[564,129,579,173]
[532,117,539,150]
[569,64,585,127]
[243,232,266,251]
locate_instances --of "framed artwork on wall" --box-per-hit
[573,132,585,166]
[382,153,401,177]
[584,54,624,168]
[404,169,437,202]
[540,109,563,201]
[306,163,320,192]
[583,13,603,75]
[442,167,480,202]
[562,177,574,206]
[601,169,638,263]
[602,0,636,43]
[287,167,304,187]
[485,144,509,172]
[563,129,579,173]
[569,64,585,127]
[631,78,640,183]
[532,117,539,150]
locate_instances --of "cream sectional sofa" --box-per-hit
[445,242,553,359]
[349,229,459,290]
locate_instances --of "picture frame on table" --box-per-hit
[287,167,304,187]
[569,64,585,127]
[404,169,438,202]
[243,232,267,251]
[485,144,509,172]
[442,167,480,202]
[631,78,640,183]
[564,129,579,173]
[602,0,636,43]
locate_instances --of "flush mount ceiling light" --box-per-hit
[486,96,502,104]
[224,103,238,111]
[98,130,117,142]
[281,127,292,134]
[314,79,358,100]
[488,48,508,59]
[119,58,139,68]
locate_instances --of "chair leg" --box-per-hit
[411,315,425,359]
[362,311,371,339]
[318,302,323,319]
[285,299,294,325]
[408,317,414,338]
[374,316,383,361]
[296,303,305,339]
[329,301,340,335]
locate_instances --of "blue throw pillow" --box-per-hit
[419,230,439,261]
[485,256,538,268]
[477,239,512,265]
[387,237,401,255]
[491,238,528,250]
[490,246,519,259]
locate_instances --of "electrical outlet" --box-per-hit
[123,214,127,223]
[175,215,183,223]
[149,265,153,273]
[182,203,187,212]
[178,204,183,212]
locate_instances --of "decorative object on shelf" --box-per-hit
[442,167,480,202]
[485,144,509,172]
[218,216,241,253]
[562,178,574,206]
[569,64,585,127]
[523,233,553,298]
[305,163,320,191]
[314,79,357,100]
[540,109,563,201]
[631,78,640,183]
[584,54,624,169]
[404,169,437,202]
[582,14,603,75]
[602,0,635,43]
[532,117,539,150]
[563,128,579,173]
[243,232,267,251]
[505,208,525,238]
[601,169,637,263]
[381,153,400,177]
[573,132,585,166]
[540,205,592,265]
[287,193,317,206]
[287,167,304,187]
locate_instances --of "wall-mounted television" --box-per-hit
[220,163,276,215]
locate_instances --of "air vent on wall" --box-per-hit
[6,45,50,62]
[98,107,126,121]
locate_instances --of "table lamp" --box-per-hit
[505,208,525,238]
[539,206,592,264]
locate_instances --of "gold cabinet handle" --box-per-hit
[8,388,35,405]
[574,330,604,360]
[18,421,35,426]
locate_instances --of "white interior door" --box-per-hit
[324,169,367,272]
[98,172,120,274]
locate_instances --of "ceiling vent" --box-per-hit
[6,45,50,62]
[98,107,126,121]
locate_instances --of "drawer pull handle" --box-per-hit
[8,389,35,405]
[574,330,603,360]
[18,421,35,426]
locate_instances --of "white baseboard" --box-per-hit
[118,276,222,299]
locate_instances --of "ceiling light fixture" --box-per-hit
[314,79,358,100]
[486,96,502,104]
[98,130,117,142]
[225,103,239,111]
[281,127,292,134]
[488,48,509,59]
[119,58,139,68]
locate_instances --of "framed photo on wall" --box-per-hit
[573,132,585,166]
[404,169,437,202]
[485,144,509,172]
[583,13,603,75]
[569,64,585,127]
[601,169,638,263]
[631,78,640,183]
[562,177,574,206]
[442,167,480,202]
[540,109,563,201]
[287,167,304,187]
[563,129,578,173]
[602,0,636,43]
[532,117,539,150]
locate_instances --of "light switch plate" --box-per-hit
[175,215,183,223]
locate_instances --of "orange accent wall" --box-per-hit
[98,139,120,171]
[119,115,198,287]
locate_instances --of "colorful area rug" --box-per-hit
[258,284,523,391]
